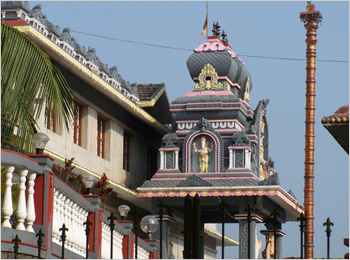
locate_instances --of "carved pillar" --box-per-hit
[175,150,179,169]
[260,230,285,259]
[229,149,233,168]
[1,165,15,228]
[15,169,28,231]
[260,220,285,259]
[25,172,37,232]
[245,150,251,169]
[160,151,164,169]
[234,214,263,258]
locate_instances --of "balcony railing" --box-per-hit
[1,149,158,259]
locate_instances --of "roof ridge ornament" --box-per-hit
[176,174,213,187]
[221,30,228,43]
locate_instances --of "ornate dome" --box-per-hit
[186,22,252,100]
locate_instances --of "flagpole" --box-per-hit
[206,1,208,40]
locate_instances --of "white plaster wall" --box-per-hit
[37,100,138,187]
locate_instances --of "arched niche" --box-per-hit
[191,135,215,173]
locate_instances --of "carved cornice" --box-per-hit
[176,174,213,187]
[13,25,169,135]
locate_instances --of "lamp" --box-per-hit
[82,175,96,195]
[118,205,130,220]
[32,132,50,154]
[140,215,159,239]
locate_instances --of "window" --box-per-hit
[45,105,56,133]
[73,104,82,146]
[123,133,129,171]
[97,117,105,158]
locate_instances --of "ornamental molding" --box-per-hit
[177,174,213,187]
[231,132,251,147]
[194,41,226,52]
[194,63,223,91]
[182,118,224,173]
[13,25,169,135]
[250,99,270,134]
[258,172,280,186]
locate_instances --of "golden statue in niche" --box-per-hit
[192,136,213,173]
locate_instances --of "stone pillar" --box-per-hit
[160,151,164,169]
[260,221,285,259]
[119,221,134,259]
[234,214,263,259]
[145,239,159,259]
[229,149,233,168]
[175,150,179,169]
[155,215,176,259]
[245,150,251,169]
[84,195,102,259]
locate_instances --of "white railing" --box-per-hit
[101,221,124,259]
[52,187,89,257]
[135,243,151,259]
[1,164,37,232]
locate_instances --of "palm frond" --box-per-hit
[1,22,75,153]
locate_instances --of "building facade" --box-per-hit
[1,1,228,259]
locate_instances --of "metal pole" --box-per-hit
[133,207,140,259]
[270,209,279,259]
[36,229,45,259]
[59,223,69,259]
[193,194,201,259]
[157,199,165,259]
[83,217,93,259]
[323,217,333,259]
[107,212,117,259]
[245,203,253,259]
[219,198,227,259]
[300,3,322,258]
[184,195,192,259]
[297,213,306,259]
[12,234,21,259]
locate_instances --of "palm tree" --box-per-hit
[1,22,75,154]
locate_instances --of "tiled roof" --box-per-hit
[138,178,260,189]
[137,84,162,101]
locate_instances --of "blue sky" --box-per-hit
[28,1,349,258]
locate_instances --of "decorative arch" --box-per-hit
[182,118,224,173]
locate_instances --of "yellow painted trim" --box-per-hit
[204,227,239,246]
[14,25,169,134]
[45,150,138,196]
[137,83,168,108]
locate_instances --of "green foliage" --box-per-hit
[95,172,113,211]
[1,22,75,153]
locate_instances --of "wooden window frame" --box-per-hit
[97,117,105,158]
[123,133,130,171]
[45,105,56,133]
[73,104,82,146]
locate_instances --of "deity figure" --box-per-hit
[259,121,268,179]
[192,136,213,173]
[261,233,274,259]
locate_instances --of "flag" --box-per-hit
[199,11,209,43]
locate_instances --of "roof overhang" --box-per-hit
[9,23,169,136]
[204,226,239,246]
[137,83,173,124]
[137,185,304,222]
